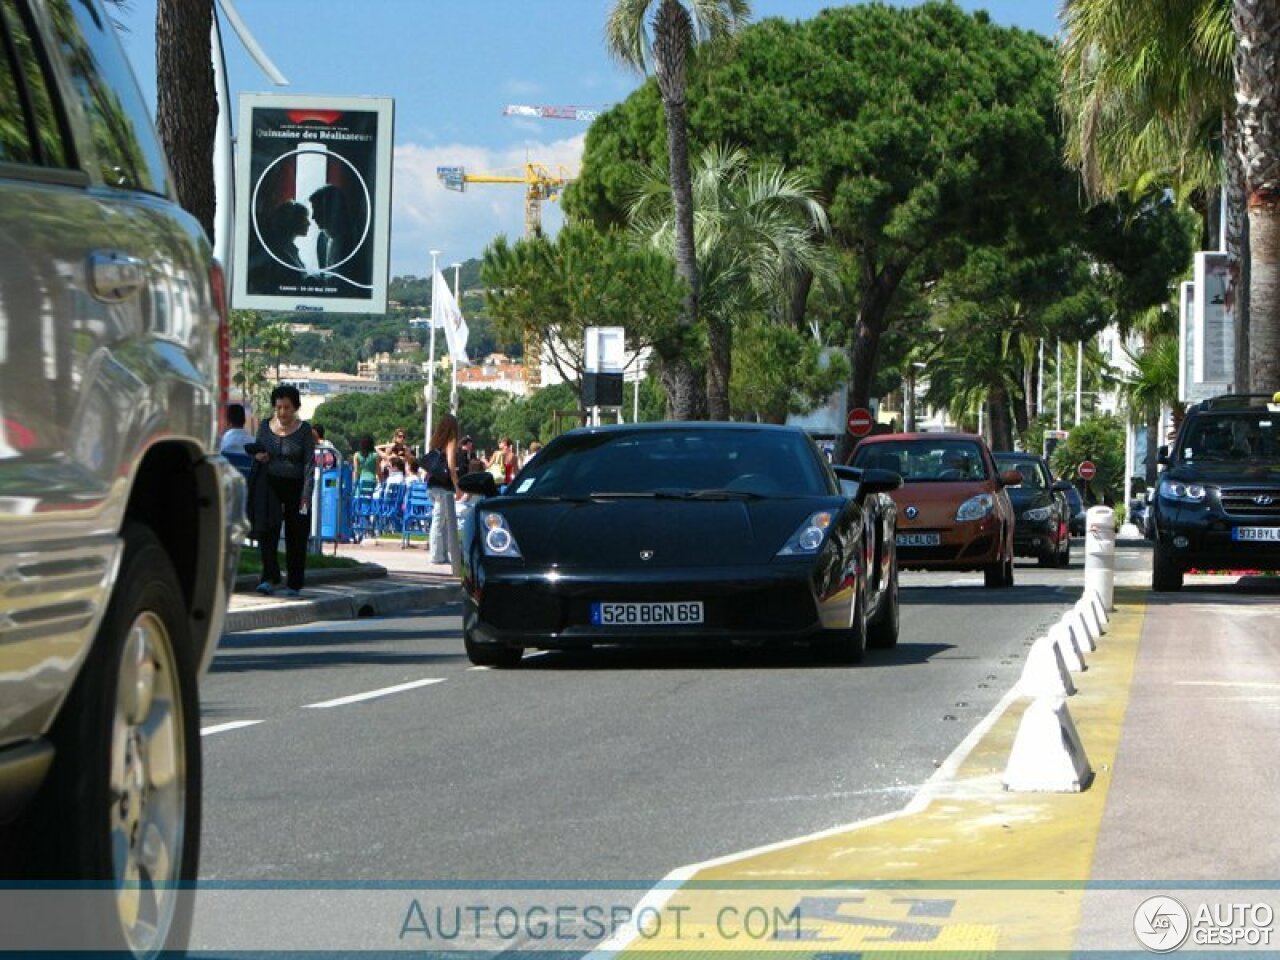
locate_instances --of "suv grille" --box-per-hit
[1220,488,1280,518]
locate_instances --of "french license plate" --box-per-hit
[590,601,704,626]
[1232,527,1280,542]
[897,533,942,547]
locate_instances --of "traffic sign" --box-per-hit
[847,407,875,437]
[1078,460,1097,481]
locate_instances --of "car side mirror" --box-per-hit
[1157,445,1170,466]
[857,467,902,495]
[999,470,1023,487]
[458,471,498,498]
[1052,479,1073,493]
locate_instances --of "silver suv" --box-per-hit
[0,0,246,954]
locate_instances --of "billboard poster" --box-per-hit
[1192,251,1235,390]
[232,94,394,314]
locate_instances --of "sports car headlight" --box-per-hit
[956,493,995,522]
[776,511,834,557]
[1022,506,1053,522]
[481,512,522,558]
[1160,480,1207,503]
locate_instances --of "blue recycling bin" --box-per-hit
[336,463,354,542]
[315,450,342,543]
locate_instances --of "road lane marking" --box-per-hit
[1175,680,1280,690]
[302,677,445,709]
[200,720,263,737]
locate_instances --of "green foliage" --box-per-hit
[729,321,849,422]
[1051,415,1126,502]
[310,383,425,458]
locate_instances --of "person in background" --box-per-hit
[460,435,476,465]
[248,385,315,598]
[522,440,542,468]
[424,413,463,572]
[383,455,407,487]
[219,403,253,457]
[488,436,518,487]
[353,434,381,486]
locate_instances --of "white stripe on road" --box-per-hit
[302,678,446,709]
[1176,680,1280,690]
[201,720,263,737]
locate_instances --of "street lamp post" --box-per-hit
[1056,340,1062,432]
[450,262,462,415]
[1075,340,1084,426]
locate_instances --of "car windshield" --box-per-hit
[508,427,831,499]
[995,457,1050,489]
[1181,412,1280,463]
[852,439,988,482]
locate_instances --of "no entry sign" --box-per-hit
[847,407,874,437]
[1078,460,1097,481]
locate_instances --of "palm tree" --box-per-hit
[605,0,751,419]
[1059,0,1252,387]
[1119,326,1181,485]
[628,144,836,419]
[1232,0,1280,392]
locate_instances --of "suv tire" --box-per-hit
[464,632,524,668]
[1152,542,1184,592]
[26,523,199,955]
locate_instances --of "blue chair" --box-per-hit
[348,477,378,543]
[376,481,408,537]
[223,450,254,482]
[400,481,433,548]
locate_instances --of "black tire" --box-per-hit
[464,632,524,668]
[18,523,199,956]
[1003,553,1016,586]
[816,593,866,664]
[1058,539,1072,568]
[983,562,1004,588]
[866,559,899,650]
[1152,542,1184,592]
[1037,549,1056,568]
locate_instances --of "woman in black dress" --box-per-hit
[248,385,315,596]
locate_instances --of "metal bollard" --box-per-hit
[1084,505,1116,611]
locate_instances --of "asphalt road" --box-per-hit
[195,548,1114,889]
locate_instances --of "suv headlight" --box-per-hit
[1022,506,1053,522]
[956,493,994,522]
[480,512,522,558]
[777,511,834,557]
[1159,480,1207,504]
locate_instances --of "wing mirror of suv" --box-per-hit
[458,471,498,498]
[833,465,902,496]
[1051,479,1073,493]
[999,470,1024,487]
[1157,445,1170,466]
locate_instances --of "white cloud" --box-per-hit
[390,133,586,276]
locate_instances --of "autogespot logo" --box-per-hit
[1135,896,1191,952]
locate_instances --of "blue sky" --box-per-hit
[116,1,1061,278]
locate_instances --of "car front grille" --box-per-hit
[1219,487,1280,518]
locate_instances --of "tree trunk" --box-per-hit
[1011,379,1029,442]
[705,315,731,420]
[784,269,813,331]
[837,260,905,462]
[1224,112,1252,393]
[988,381,1014,452]
[1232,0,1280,393]
[155,0,217,242]
[654,1,702,419]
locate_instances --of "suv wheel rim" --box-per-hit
[111,611,185,955]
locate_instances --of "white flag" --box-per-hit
[432,270,469,366]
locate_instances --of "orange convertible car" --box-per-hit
[849,433,1020,588]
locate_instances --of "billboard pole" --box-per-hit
[426,249,440,451]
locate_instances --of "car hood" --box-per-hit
[485,496,841,568]
[887,481,997,528]
[1006,487,1054,511]
[1166,461,1280,485]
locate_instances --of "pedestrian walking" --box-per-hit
[247,384,315,597]
[424,413,463,573]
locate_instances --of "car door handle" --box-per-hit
[89,251,147,303]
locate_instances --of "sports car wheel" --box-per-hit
[866,560,899,650]
[464,632,524,668]
[816,594,865,664]
[22,523,199,956]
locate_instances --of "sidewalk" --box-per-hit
[225,538,460,633]
[606,535,1280,954]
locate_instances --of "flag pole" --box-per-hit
[426,249,440,451]
[450,262,462,415]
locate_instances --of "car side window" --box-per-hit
[1,0,71,167]
[45,0,168,193]
[0,2,36,163]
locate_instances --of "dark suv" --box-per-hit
[1150,394,1280,591]
[0,1,246,955]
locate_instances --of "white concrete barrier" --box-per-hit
[1084,506,1116,611]
[1075,597,1106,640]
[1003,696,1093,792]
[1050,620,1088,670]
[1086,587,1109,627]
[1019,635,1076,698]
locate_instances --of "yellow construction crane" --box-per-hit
[436,162,575,388]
